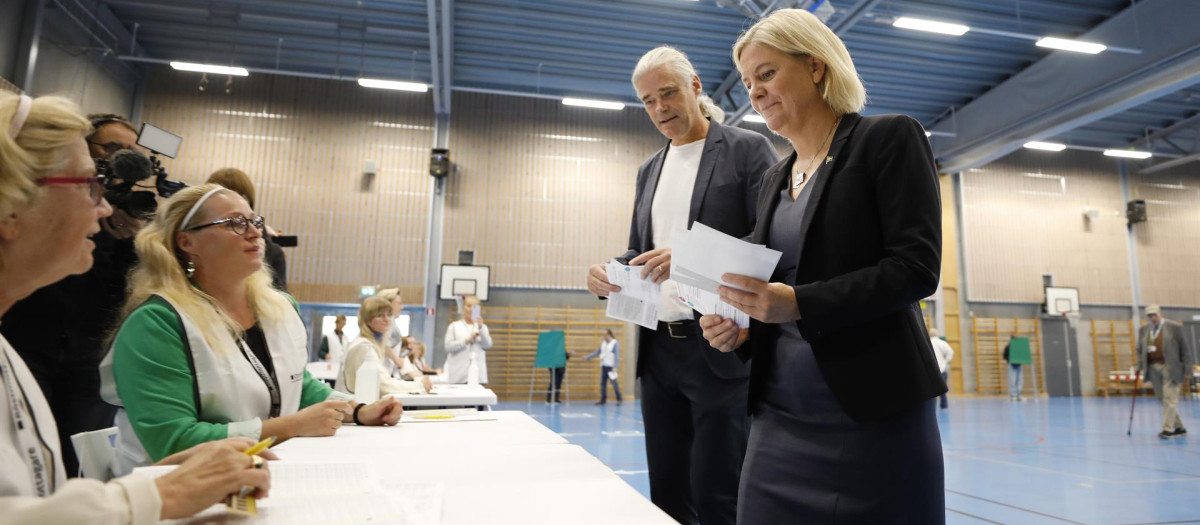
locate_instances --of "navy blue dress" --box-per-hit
[737,168,944,525]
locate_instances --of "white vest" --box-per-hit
[101,295,310,475]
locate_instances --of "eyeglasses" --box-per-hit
[184,214,266,235]
[35,176,107,205]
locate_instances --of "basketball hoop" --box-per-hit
[1065,311,1082,329]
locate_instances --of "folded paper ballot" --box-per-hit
[670,222,782,328]
[604,261,660,329]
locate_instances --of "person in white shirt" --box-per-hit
[0,93,271,523]
[443,295,492,384]
[582,329,622,405]
[929,329,954,409]
[336,297,431,396]
[319,314,349,363]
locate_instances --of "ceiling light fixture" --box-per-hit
[892,17,970,36]
[562,98,625,110]
[357,78,429,92]
[1024,141,1067,152]
[170,62,248,76]
[1103,149,1153,159]
[1036,37,1107,54]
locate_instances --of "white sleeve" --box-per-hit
[444,323,467,354]
[477,324,493,350]
[942,341,954,364]
[0,474,161,525]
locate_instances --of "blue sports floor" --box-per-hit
[498,396,1200,525]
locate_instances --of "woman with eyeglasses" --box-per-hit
[335,297,432,396]
[100,183,404,476]
[1,94,278,522]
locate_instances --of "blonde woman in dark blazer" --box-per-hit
[700,10,945,524]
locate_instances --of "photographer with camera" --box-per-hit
[0,113,184,476]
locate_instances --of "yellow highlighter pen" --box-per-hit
[227,435,276,515]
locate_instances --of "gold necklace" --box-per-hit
[793,117,840,189]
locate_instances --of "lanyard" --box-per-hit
[234,337,281,418]
[1148,323,1164,347]
[1,346,52,496]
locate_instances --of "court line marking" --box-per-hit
[945,489,1086,524]
[946,507,1006,524]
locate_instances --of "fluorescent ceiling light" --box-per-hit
[358,78,428,92]
[1036,37,1107,54]
[562,97,624,110]
[170,62,248,76]
[1103,149,1152,159]
[892,17,970,36]
[743,114,766,123]
[1024,141,1067,152]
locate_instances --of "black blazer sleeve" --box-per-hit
[793,116,940,337]
[738,134,776,231]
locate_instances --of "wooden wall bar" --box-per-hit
[971,317,1044,395]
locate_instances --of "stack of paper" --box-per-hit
[670,222,782,328]
[603,261,661,329]
[136,462,444,525]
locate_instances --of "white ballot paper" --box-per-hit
[670,222,783,328]
[605,261,661,329]
[136,462,445,525]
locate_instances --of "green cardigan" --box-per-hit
[110,295,335,461]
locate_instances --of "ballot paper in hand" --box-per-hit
[605,261,660,330]
[670,222,782,328]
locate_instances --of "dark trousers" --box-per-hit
[940,371,949,409]
[600,365,622,403]
[641,324,749,525]
[546,367,566,403]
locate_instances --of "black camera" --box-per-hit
[95,123,187,219]
[96,150,187,219]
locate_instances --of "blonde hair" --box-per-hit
[375,288,401,304]
[632,46,726,124]
[121,183,291,354]
[357,296,393,351]
[0,94,91,224]
[733,9,866,115]
[206,167,256,209]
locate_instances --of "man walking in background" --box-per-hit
[1137,305,1194,439]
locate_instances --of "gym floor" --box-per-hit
[498,396,1200,525]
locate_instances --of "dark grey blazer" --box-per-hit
[614,119,778,380]
[1138,320,1194,383]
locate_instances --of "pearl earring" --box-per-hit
[186,259,196,279]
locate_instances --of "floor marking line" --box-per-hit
[945,489,1087,524]
[945,507,1007,524]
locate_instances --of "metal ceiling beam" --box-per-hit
[425,0,443,114]
[720,0,885,125]
[440,0,452,113]
[1127,112,1200,149]
[931,0,1200,173]
[11,0,45,92]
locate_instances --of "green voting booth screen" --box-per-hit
[535,330,567,368]
[1008,337,1032,365]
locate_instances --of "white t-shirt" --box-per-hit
[650,138,706,322]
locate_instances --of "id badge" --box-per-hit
[1148,345,1158,353]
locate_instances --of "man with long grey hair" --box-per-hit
[586,46,777,525]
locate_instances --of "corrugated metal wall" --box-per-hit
[1131,163,1200,307]
[961,149,1132,305]
[140,66,434,303]
[444,93,663,289]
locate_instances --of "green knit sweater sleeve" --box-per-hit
[111,297,229,461]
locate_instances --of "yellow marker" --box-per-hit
[244,435,275,457]
[227,436,275,516]
[415,414,455,420]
